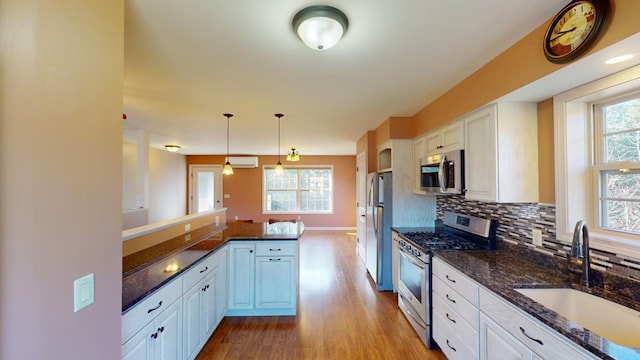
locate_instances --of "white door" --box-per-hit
[189,165,223,214]
[356,152,367,263]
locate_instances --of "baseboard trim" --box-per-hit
[303,227,357,231]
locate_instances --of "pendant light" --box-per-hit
[222,113,234,175]
[287,148,300,162]
[274,113,284,174]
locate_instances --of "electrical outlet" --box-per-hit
[215,216,220,225]
[184,223,191,232]
[532,229,543,246]
[184,234,191,242]
[297,215,301,220]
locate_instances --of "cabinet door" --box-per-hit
[255,256,296,309]
[216,247,228,324]
[182,283,202,360]
[229,243,255,309]
[412,136,426,194]
[424,131,442,155]
[464,106,497,202]
[480,313,531,360]
[201,269,217,338]
[154,299,182,360]
[122,322,154,360]
[441,120,464,152]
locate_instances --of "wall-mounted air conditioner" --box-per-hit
[225,156,259,168]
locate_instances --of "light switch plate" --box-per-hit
[74,273,94,312]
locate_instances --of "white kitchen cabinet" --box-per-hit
[432,257,479,359]
[463,103,538,203]
[183,266,218,360]
[425,119,464,156]
[122,298,182,360]
[255,256,296,308]
[215,246,228,323]
[479,313,532,360]
[228,241,298,316]
[228,242,256,310]
[479,288,596,360]
[412,136,426,194]
[391,231,400,292]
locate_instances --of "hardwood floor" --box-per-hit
[196,230,447,360]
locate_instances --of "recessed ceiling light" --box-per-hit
[605,54,634,65]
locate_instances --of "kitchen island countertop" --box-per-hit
[122,221,304,313]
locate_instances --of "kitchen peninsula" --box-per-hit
[121,219,303,360]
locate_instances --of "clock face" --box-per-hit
[543,0,609,63]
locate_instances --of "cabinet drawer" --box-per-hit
[479,288,595,360]
[255,241,297,256]
[433,292,478,354]
[433,275,478,329]
[182,251,217,291]
[433,258,478,306]
[122,277,182,344]
[433,304,478,360]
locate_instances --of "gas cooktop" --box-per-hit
[395,211,497,254]
[400,231,486,251]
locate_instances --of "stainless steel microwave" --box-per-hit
[420,150,464,195]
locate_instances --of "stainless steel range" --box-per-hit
[395,211,497,348]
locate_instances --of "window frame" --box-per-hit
[555,64,640,259]
[592,93,640,236]
[262,165,334,215]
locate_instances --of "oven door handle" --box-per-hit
[399,294,427,330]
[399,247,426,269]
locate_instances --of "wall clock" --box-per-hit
[543,0,610,64]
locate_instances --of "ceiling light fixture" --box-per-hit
[274,113,284,174]
[165,145,181,152]
[292,5,349,51]
[222,113,234,175]
[287,148,300,162]
[605,54,634,65]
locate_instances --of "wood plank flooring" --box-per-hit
[196,230,447,360]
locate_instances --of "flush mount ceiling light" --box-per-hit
[292,5,349,51]
[287,148,300,162]
[222,113,234,175]
[165,145,181,152]
[274,113,284,174]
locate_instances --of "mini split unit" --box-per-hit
[225,156,259,168]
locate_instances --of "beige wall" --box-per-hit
[187,155,357,228]
[1,1,123,359]
[537,99,555,204]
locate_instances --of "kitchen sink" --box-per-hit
[515,288,640,347]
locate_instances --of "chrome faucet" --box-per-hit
[569,220,592,287]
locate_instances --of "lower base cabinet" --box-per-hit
[122,298,182,360]
[228,241,298,316]
[123,240,298,359]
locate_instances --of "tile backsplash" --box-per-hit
[436,195,640,282]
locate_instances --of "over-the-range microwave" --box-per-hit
[420,149,464,195]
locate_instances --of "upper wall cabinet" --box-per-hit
[412,136,427,194]
[425,120,464,155]
[464,103,538,203]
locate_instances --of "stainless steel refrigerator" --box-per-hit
[365,172,393,291]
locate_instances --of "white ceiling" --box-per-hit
[122,0,639,156]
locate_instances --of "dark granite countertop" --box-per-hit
[122,221,304,313]
[435,246,640,360]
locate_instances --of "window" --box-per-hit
[555,64,640,258]
[263,166,333,214]
[594,95,640,234]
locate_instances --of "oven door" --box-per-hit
[397,247,427,322]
